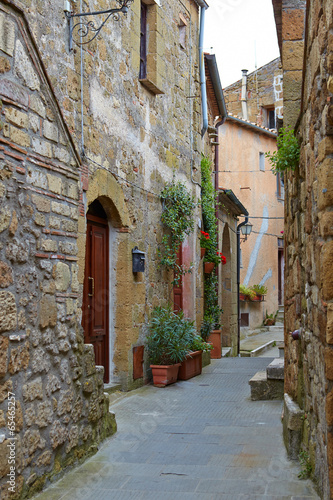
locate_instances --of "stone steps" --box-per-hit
[249,357,284,400]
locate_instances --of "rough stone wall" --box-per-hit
[281,0,333,497]
[0,4,116,498]
[3,0,204,390]
[223,58,283,127]
[0,0,206,497]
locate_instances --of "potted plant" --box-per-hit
[250,284,267,301]
[263,310,278,326]
[146,306,195,387]
[178,335,212,380]
[204,252,227,273]
[239,284,256,301]
[200,230,210,259]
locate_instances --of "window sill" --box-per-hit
[139,78,164,95]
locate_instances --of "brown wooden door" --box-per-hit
[82,214,109,383]
[173,245,183,313]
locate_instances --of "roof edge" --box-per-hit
[204,53,227,121]
[218,189,249,216]
[226,114,277,138]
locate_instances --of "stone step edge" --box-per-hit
[250,340,277,357]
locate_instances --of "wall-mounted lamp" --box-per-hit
[64,0,134,49]
[132,247,145,273]
[240,222,253,236]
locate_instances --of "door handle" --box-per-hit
[88,277,94,297]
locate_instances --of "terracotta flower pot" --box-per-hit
[200,248,206,259]
[204,262,215,274]
[208,330,222,359]
[178,351,202,380]
[150,363,181,387]
[239,293,246,301]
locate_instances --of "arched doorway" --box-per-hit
[221,224,232,348]
[82,200,109,383]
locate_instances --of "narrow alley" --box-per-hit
[33,357,320,500]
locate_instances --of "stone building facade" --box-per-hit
[0,0,208,496]
[223,58,283,130]
[272,0,333,498]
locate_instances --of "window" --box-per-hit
[259,151,265,171]
[139,2,147,80]
[240,313,249,327]
[268,109,275,129]
[178,14,187,49]
[277,171,285,200]
[139,0,164,95]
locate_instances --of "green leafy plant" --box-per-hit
[202,273,223,337]
[298,450,312,479]
[263,310,278,326]
[200,155,218,263]
[250,284,268,296]
[159,177,196,286]
[190,334,213,353]
[265,127,300,175]
[146,306,195,365]
[239,284,256,300]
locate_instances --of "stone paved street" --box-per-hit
[33,357,320,500]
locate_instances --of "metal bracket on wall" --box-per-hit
[64,0,134,50]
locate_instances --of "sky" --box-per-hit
[204,0,280,88]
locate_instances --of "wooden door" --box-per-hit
[173,245,183,313]
[82,214,109,383]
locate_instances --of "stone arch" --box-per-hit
[221,224,232,348]
[86,169,131,228]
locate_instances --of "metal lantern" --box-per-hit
[132,247,145,273]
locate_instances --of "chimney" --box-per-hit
[241,69,248,120]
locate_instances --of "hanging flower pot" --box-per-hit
[204,262,215,274]
[200,248,206,259]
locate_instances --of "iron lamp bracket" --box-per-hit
[64,0,134,49]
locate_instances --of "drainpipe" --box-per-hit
[199,6,208,137]
[237,215,249,356]
[241,69,248,121]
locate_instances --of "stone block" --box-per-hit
[327,304,333,345]
[0,56,10,73]
[282,8,305,41]
[83,344,96,376]
[266,358,285,380]
[0,335,8,378]
[321,241,333,301]
[0,13,15,56]
[0,78,29,108]
[51,201,70,217]
[14,40,40,91]
[319,212,333,237]
[22,429,44,456]
[282,41,304,71]
[249,371,284,400]
[54,262,70,292]
[8,342,29,374]
[283,70,303,101]
[30,95,46,118]
[49,420,67,449]
[318,158,333,209]
[35,400,53,428]
[5,107,29,129]
[41,239,57,253]
[0,291,17,333]
[31,194,50,213]
[10,126,30,148]
[43,120,58,142]
[47,174,62,195]
[39,295,57,328]
[0,260,13,288]
[283,393,304,460]
[32,137,52,158]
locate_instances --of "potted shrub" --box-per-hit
[178,335,212,380]
[250,284,267,301]
[146,306,195,387]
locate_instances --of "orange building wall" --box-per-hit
[218,120,284,329]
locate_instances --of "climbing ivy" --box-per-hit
[200,155,218,263]
[265,127,300,174]
[159,177,196,285]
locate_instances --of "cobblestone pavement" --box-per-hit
[33,357,320,500]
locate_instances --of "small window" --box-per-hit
[277,171,285,199]
[268,109,275,129]
[240,313,249,327]
[259,152,265,171]
[139,2,147,80]
[178,13,187,49]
